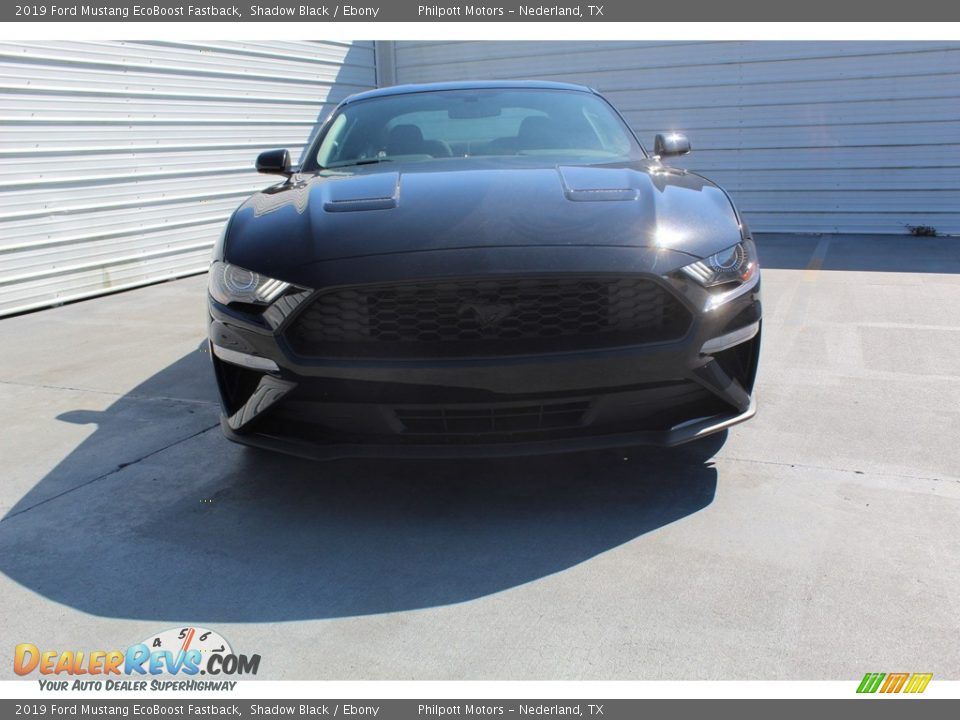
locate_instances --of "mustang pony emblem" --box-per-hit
[458,302,515,328]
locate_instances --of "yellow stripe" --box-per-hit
[905,673,933,693]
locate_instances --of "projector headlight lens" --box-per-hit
[681,239,758,288]
[209,261,290,305]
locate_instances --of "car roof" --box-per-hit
[341,80,596,104]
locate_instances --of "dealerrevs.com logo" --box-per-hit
[14,627,260,691]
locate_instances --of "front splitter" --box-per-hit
[220,396,756,461]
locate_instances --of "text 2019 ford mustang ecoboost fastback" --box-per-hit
[207,81,761,459]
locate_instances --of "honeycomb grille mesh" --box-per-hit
[286,276,691,358]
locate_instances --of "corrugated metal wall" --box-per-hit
[0,40,376,316]
[392,41,960,236]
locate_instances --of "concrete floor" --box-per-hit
[0,233,958,680]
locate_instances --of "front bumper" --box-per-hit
[208,250,761,460]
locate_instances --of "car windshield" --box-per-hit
[304,88,645,170]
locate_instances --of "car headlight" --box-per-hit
[208,261,290,306]
[680,239,758,288]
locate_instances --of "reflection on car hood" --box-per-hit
[225,159,744,281]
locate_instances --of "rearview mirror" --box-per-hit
[654,133,691,158]
[256,148,292,176]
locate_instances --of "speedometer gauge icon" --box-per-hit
[139,626,232,673]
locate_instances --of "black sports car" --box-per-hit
[207,80,761,459]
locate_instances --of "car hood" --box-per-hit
[224,159,744,282]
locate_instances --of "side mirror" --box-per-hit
[256,148,292,177]
[654,133,691,158]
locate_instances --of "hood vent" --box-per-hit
[558,166,642,202]
[322,171,400,213]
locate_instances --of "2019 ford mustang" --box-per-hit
[207,80,761,459]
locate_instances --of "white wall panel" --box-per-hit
[393,41,960,236]
[0,40,375,316]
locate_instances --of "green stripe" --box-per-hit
[857,672,885,693]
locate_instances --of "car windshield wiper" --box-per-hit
[325,158,394,169]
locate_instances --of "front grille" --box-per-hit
[286,275,691,358]
[395,400,590,436]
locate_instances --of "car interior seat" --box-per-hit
[517,116,565,151]
[386,124,427,156]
